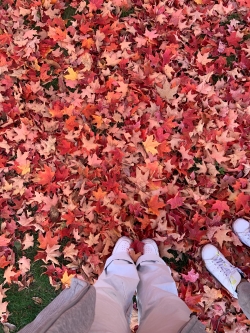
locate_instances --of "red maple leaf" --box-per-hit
[211,200,230,215]
[226,31,242,47]
[167,192,184,209]
[130,240,144,254]
[185,224,206,242]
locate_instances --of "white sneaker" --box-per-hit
[232,218,250,247]
[112,236,132,254]
[142,239,159,255]
[201,244,242,298]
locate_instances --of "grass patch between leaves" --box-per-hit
[0,260,60,333]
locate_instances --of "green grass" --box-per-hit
[0,234,60,333]
[120,7,135,17]
[0,260,60,333]
[162,249,189,273]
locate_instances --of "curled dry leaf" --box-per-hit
[49,206,60,222]
[32,297,43,305]
[2,323,16,333]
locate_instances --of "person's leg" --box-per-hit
[136,240,192,333]
[237,280,250,319]
[89,237,140,333]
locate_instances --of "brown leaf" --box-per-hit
[32,297,43,305]
[49,206,60,222]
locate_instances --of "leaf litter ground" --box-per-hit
[0,0,250,331]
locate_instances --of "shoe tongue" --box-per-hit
[211,251,221,260]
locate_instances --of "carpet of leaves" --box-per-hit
[0,0,250,330]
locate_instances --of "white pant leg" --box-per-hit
[89,254,140,333]
[136,254,191,333]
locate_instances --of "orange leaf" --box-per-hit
[235,192,250,212]
[62,211,75,226]
[92,115,103,129]
[0,235,10,247]
[48,27,66,42]
[82,104,97,120]
[38,230,58,250]
[35,165,55,185]
[93,187,107,200]
[137,214,152,229]
[157,140,171,157]
[0,256,11,269]
[148,196,165,215]
[82,38,95,49]
[49,104,64,118]
[65,116,78,131]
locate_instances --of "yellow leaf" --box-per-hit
[16,163,30,175]
[61,271,75,287]
[21,163,30,175]
[64,67,78,81]
[194,0,203,4]
[143,135,160,155]
[33,59,40,71]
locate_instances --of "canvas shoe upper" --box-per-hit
[142,239,159,256]
[112,236,132,255]
[201,244,242,298]
[104,236,134,269]
[232,218,250,247]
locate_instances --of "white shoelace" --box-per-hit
[238,228,250,240]
[213,255,238,279]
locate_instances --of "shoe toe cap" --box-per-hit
[201,244,219,260]
[233,218,249,233]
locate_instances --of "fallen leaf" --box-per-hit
[167,192,184,209]
[143,135,160,155]
[32,297,43,305]
[34,165,55,186]
[22,234,34,250]
[182,268,199,283]
[64,67,78,80]
[18,257,30,274]
[148,195,165,216]
[156,79,179,101]
[61,271,75,287]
